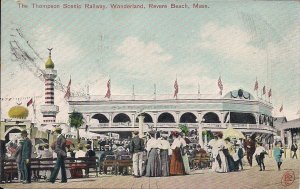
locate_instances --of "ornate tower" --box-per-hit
[40,49,59,123]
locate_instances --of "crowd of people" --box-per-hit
[2,128,298,183]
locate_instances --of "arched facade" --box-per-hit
[157,112,175,123]
[92,113,109,123]
[180,112,197,123]
[136,113,153,123]
[113,113,131,123]
[224,112,256,124]
[203,112,221,123]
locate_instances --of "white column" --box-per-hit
[138,115,145,138]
[197,112,204,147]
[255,113,259,127]
[153,112,157,129]
[109,113,112,127]
[131,113,135,128]
[176,112,180,124]
[220,112,224,128]
[287,130,292,148]
[280,129,285,145]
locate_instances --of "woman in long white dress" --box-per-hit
[145,131,162,177]
[180,133,190,174]
[214,132,228,173]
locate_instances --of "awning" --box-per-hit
[276,118,300,130]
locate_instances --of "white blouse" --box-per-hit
[171,138,186,150]
[146,138,162,152]
[158,139,172,155]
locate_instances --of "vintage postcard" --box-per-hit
[1,0,299,188]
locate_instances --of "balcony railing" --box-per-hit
[88,122,277,132]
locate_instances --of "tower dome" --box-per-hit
[45,48,54,69]
[8,105,29,119]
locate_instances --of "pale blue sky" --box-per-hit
[1,0,300,121]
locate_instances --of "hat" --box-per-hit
[55,127,62,131]
[21,130,28,135]
[171,131,179,137]
[133,131,139,135]
[104,145,110,149]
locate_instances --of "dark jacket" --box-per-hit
[85,150,96,157]
[55,135,67,157]
[129,136,145,153]
[21,138,32,160]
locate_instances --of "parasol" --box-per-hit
[223,125,245,139]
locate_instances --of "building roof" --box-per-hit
[273,116,287,127]
[45,56,54,69]
[276,118,300,130]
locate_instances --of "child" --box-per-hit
[273,142,284,171]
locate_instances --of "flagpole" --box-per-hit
[154,84,156,100]
[198,82,200,99]
[132,84,135,100]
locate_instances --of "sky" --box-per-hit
[1,0,300,123]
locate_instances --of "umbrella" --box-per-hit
[223,125,245,139]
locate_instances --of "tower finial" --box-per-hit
[47,48,53,57]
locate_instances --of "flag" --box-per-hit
[262,86,266,95]
[27,98,33,107]
[173,79,178,98]
[218,76,223,95]
[254,79,258,91]
[64,78,71,99]
[268,88,272,98]
[279,105,283,112]
[105,79,111,98]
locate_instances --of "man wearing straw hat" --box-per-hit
[49,127,67,183]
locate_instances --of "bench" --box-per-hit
[1,156,99,183]
[191,153,212,170]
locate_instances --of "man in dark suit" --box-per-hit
[49,127,67,183]
[20,130,32,184]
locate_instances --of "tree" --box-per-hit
[69,111,84,143]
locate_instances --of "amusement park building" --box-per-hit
[68,89,277,140]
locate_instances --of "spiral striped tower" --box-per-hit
[40,48,59,123]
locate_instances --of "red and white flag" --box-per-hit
[174,79,178,98]
[105,79,111,98]
[64,78,71,100]
[268,88,272,98]
[254,79,258,91]
[218,76,223,95]
[279,104,283,112]
[262,86,266,95]
[27,98,33,107]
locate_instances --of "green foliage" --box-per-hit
[69,111,84,129]
[178,124,189,135]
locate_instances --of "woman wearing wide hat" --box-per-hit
[145,131,162,177]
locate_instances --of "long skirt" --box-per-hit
[182,154,190,174]
[145,148,161,177]
[160,149,170,177]
[215,151,228,173]
[170,148,185,175]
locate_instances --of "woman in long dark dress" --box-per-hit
[145,131,162,177]
[170,131,185,175]
[157,133,171,177]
